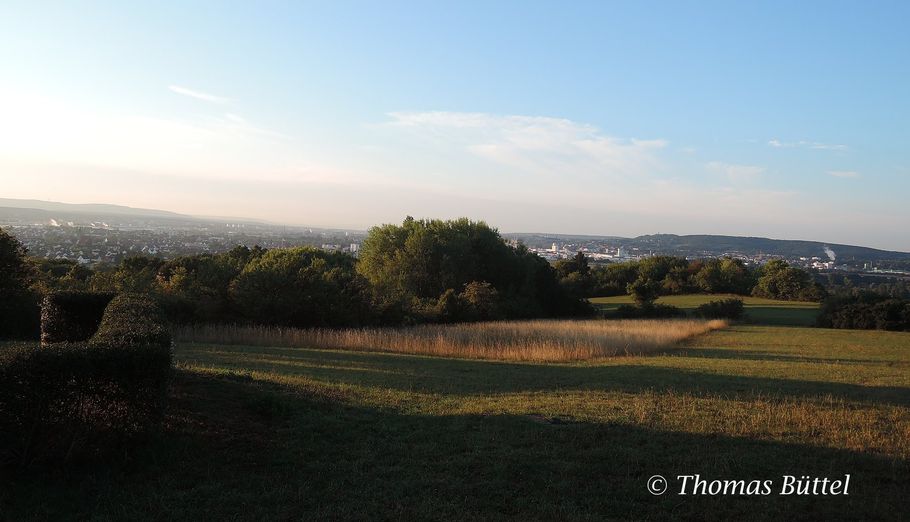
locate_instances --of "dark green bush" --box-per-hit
[693,298,745,320]
[817,294,910,331]
[435,289,467,323]
[229,247,373,328]
[0,227,39,340]
[40,291,116,344]
[0,298,40,340]
[611,303,685,319]
[0,293,172,468]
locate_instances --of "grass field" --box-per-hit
[590,294,822,326]
[5,323,908,520]
[177,319,726,362]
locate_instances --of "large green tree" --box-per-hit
[358,217,516,300]
[752,260,825,301]
[357,217,587,320]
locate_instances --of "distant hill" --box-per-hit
[628,234,910,261]
[0,198,355,233]
[3,199,906,260]
[0,198,186,219]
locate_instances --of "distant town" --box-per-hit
[3,220,365,265]
[515,236,909,277]
[1,199,908,280]
[3,217,908,282]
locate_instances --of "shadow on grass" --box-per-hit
[591,304,819,327]
[672,348,898,366]
[181,345,910,407]
[742,307,820,327]
[3,370,907,521]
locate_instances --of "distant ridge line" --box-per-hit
[2,198,907,258]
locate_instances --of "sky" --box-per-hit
[1,1,908,250]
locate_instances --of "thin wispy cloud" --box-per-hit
[707,161,765,182]
[168,85,230,104]
[377,111,822,225]
[768,139,847,151]
[386,111,667,179]
[827,170,860,178]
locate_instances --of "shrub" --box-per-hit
[40,291,116,344]
[0,293,172,467]
[229,247,372,328]
[460,281,503,321]
[693,298,745,320]
[626,277,661,306]
[435,289,467,323]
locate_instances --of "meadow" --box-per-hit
[590,293,822,326]
[176,319,727,362]
[5,316,908,520]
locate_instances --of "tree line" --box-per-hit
[1,218,828,338]
[1,219,590,335]
[553,253,826,303]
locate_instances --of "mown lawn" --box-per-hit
[4,326,908,520]
[590,294,821,326]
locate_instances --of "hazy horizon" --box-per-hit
[2,2,908,250]
[6,195,910,255]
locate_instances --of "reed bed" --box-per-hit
[176,319,727,362]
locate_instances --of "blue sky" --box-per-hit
[1,1,908,250]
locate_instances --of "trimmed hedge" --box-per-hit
[93,293,171,348]
[693,298,745,320]
[818,296,910,331]
[40,291,116,344]
[0,293,172,467]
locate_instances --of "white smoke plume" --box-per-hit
[823,246,836,261]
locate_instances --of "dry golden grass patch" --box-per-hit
[176,319,726,362]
